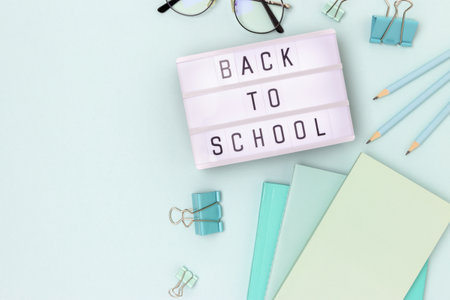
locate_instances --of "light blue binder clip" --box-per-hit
[169,191,223,236]
[322,0,348,22]
[370,0,418,47]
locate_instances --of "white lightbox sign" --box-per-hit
[176,29,354,169]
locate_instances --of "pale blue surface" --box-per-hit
[0,1,449,300]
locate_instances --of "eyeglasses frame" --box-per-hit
[157,0,290,34]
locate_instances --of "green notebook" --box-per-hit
[247,182,289,300]
[266,164,428,300]
[276,154,450,300]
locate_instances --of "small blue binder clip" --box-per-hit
[370,0,418,47]
[169,191,223,236]
[322,0,348,22]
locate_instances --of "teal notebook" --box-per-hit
[265,165,428,300]
[405,261,428,300]
[247,182,289,300]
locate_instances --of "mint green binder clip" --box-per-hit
[322,0,348,22]
[169,266,198,298]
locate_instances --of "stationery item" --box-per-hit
[367,71,450,144]
[169,266,198,298]
[275,153,450,300]
[247,182,289,300]
[373,49,450,100]
[266,164,429,300]
[322,0,348,22]
[370,0,418,47]
[176,29,354,169]
[169,191,223,235]
[406,102,450,155]
[158,0,292,34]
[266,165,346,300]
[405,262,428,300]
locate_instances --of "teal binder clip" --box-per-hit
[169,266,198,298]
[322,0,348,22]
[370,0,418,47]
[169,191,223,236]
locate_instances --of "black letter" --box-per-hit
[315,118,326,136]
[281,48,293,67]
[211,136,223,155]
[294,120,306,139]
[219,60,232,79]
[260,52,273,71]
[242,56,254,75]
[246,91,258,111]
[273,125,285,144]
[252,128,265,148]
[231,133,243,152]
[268,88,280,108]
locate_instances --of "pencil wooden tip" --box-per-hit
[373,96,378,100]
[406,141,420,155]
[375,89,390,100]
[366,131,381,144]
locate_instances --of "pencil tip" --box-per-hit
[373,96,378,100]
[366,139,371,144]
[405,151,410,156]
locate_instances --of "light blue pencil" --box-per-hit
[367,70,450,143]
[406,102,450,155]
[373,49,450,100]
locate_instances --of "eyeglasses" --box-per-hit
[157,0,291,34]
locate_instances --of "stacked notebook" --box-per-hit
[248,153,450,300]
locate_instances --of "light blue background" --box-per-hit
[0,0,449,299]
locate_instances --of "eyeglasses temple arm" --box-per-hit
[253,0,290,9]
[158,0,180,13]
[261,0,284,33]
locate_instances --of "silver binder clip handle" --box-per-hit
[169,207,195,228]
[168,269,194,298]
[384,0,391,16]
[380,0,413,45]
[169,201,220,229]
[326,0,348,19]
